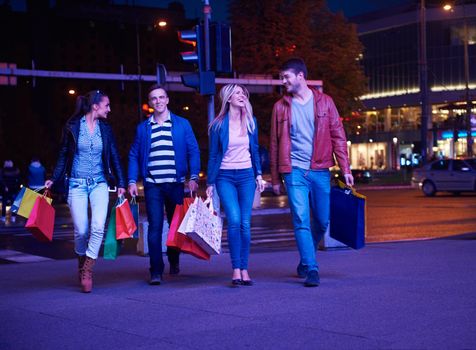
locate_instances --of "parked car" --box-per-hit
[332,169,373,184]
[411,158,476,196]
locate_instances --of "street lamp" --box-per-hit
[444,1,473,157]
[419,0,430,164]
[393,137,399,170]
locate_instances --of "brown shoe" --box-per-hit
[80,257,96,293]
[77,255,86,282]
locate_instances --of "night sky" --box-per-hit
[166,0,414,21]
[7,0,414,21]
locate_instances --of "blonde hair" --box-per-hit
[208,84,255,135]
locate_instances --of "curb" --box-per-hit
[355,185,412,191]
[251,207,290,216]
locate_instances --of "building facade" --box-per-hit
[347,1,476,171]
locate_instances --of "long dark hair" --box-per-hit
[70,90,108,120]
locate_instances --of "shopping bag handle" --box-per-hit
[117,194,127,205]
[186,190,200,198]
[336,180,366,200]
[43,188,52,199]
[130,195,137,205]
[203,197,215,214]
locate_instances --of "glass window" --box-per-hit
[464,158,476,170]
[453,160,471,171]
[431,160,449,170]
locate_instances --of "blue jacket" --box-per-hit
[207,114,262,185]
[128,113,200,183]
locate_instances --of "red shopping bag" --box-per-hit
[25,196,55,242]
[167,197,210,261]
[116,197,137,240]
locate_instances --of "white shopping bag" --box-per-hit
[178,197,222,255]
[137,219,169,256]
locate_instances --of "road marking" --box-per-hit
[0,249,53,263]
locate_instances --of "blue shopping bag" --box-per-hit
[10,187,26,214]
[330,181,366,249]
[130,196,139,239]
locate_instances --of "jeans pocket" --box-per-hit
[69,179,81,189]
[284,169,305,186]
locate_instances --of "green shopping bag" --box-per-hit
[103,203,121,260]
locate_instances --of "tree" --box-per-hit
[230,0,367,123]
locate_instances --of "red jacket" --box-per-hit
[270,88,351,185]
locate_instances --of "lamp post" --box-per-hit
[203,0,215,125]
[444,1,473,156]
[462,5,473,157]
[419,0,430,164]
[135,18,142,122]
[393,137,399,170]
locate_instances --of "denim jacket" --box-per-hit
[128,112,200,184]
[207,114,262,185]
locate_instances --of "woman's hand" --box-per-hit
[45,180,54,189]
[206,185,214,198]
[117,187,126,197]
[256,176,265,193]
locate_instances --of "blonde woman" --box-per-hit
[206,84,265,286]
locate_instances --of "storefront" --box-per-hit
[434,130,476,158]
[349,142,387,170]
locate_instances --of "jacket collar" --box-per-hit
[148,111,173,125]
[281,86,322,107]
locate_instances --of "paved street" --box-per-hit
[1,188,475,263]
[1,233,476,349]
[0,187,476,349]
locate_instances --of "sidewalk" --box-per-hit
[1,233,475,349]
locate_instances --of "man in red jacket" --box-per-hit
[270,58,354,287]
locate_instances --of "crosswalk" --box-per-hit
[0,224,297,264]
[0,224,76,241]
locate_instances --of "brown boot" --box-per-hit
[77,255,86,282]
[80,257,96,293]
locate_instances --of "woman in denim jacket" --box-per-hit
[206,84,265,286]
[45,90,126,293]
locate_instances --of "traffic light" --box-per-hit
[178,25,205,72]
[178,24,215,95]
[156,63,167,85]
[210,23,232,73]
[0,63,17,86]
[181,71,215,95]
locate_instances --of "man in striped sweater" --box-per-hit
[128,84,200,285]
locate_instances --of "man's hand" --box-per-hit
[45,180,53,189]
[117,187,126,197]
[128,183,138,197]
[344,173,354,187]
[188,179,198,193]
[272,184,281,195]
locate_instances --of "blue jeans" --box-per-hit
[216,168,256,270]
[283,167,331,272]
[144,181,184,276]
[68,177,109,259]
